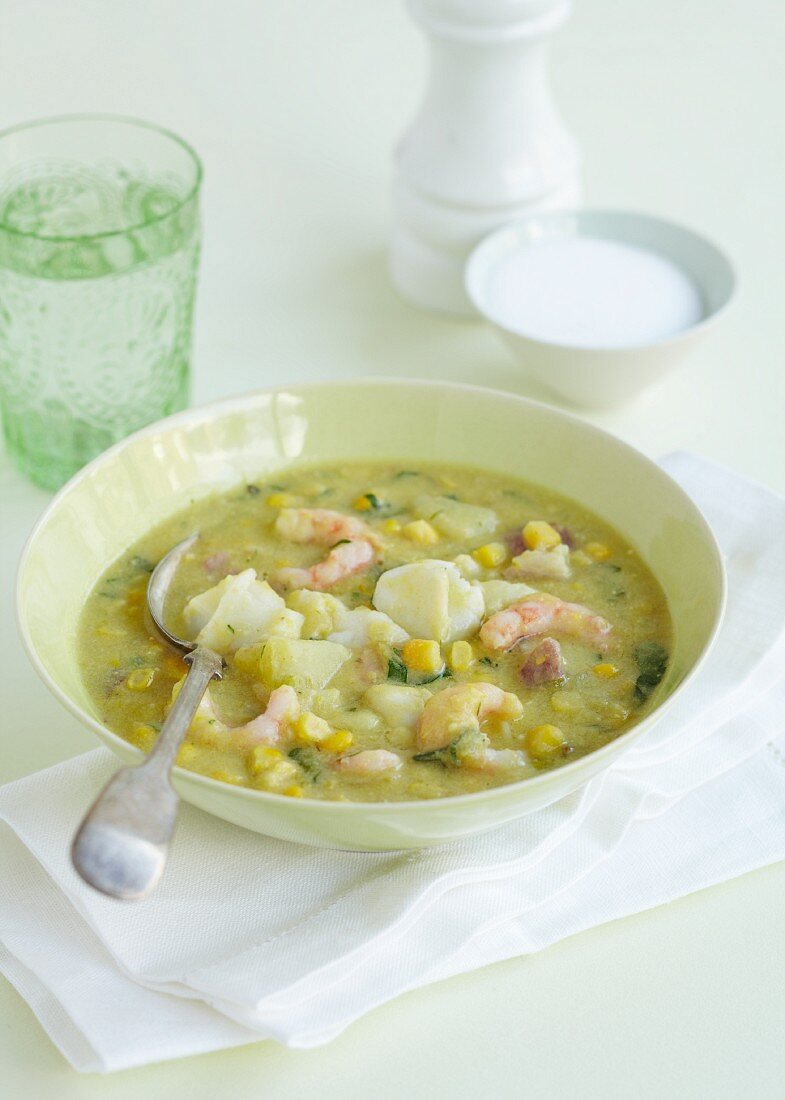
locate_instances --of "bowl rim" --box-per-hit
[464,206,738,356]
[16,376,728,814]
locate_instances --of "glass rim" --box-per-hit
[0,113,202,243]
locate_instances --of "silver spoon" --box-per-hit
[71,533,224,901]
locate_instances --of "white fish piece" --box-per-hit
[509,543,571,581]
[364,683,432,731]
[479,578,536,616]
[453,553,482,579]
[183,568,298,655]
[328,607,408,649]
[413,494,498,541]
[287,589,407,648]
[372,559,484,643]
[286,589,344,638]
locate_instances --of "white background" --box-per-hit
[1,1,784,1095]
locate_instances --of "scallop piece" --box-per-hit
[372,559,484,643]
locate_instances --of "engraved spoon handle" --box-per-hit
[71,646,223,900]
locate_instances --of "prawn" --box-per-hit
[480,593,612,653]
[271,538,376,592]
[334,749,402,775]
[274,507,382,549]
[416,682,523,754]
[233,685,300,747]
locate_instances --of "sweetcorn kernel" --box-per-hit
[130,723,157,751]
[471,542,508,569]
[402,639,443,673]
[402,519,439,546]
[292,711,332,744]
[322,729,354,753]
[352,493,379,512]
[523,521,562,551]
[382,518,401,535]
[176,742,198,766]
[247,746,284,774]
[550,690,582,715]
[283,784,304,798]
[525,723,567,762]
[586,541,612,561]
[449,640,475,672]
[210,769,245,785]
[593,662,619,679]
[266,492,300,508]
[126,668,156,692]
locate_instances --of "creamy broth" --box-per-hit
[78,462,671,802]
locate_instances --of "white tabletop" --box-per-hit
[2,1,784,1094]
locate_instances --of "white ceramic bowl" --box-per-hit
[465,209,736,409]
[17,379,726,850]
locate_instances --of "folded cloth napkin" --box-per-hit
[3,452,785,1073]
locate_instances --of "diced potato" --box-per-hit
[364,683,430,731]
[448,640,474,672]
[259,637,351,692]
[373,559,484,643]
[479,579,535,616]
[413,495,498,541]
[232,642,265,678]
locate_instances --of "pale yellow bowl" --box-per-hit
[17,380,725,851]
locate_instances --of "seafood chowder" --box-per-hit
[78,463,671,802]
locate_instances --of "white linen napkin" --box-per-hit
[2,452,785,1073]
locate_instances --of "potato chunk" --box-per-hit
[259,637,351,692]
[413,495,498,541]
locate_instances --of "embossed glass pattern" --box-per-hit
[0,115,201,489]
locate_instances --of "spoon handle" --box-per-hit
[71,646,223,900]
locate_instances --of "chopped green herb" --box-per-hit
[288,747,321,781]
[365,493,383,510]
[98,591,120,599]
[387,653,408,683]
[246,484,260,495]
[413,739,460,767]
[416,666,452,685]
[130,555,154,573]
[394,470,419,479]
[331,539,351,548]
[226,624,235,635]
[602,563,622,573]
[479,656,497,668]
[633,642,668,704]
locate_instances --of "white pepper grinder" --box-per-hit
[391,0,581,316]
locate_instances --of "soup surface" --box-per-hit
[78,462,671,801]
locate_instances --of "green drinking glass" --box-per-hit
[0,115,202,490]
